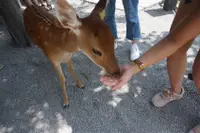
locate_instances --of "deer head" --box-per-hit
[54,0,120,76]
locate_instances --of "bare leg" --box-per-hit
[192,50,200,93]
[149,0,200,108]
[187,50,200,133]
[167,0,199,94]
[67,59,85,89]
[52,62,69,108]
[167,40,193,93]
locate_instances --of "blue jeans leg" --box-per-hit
[104,0,118,39]
[122,0,141,41]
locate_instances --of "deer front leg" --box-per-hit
[67,59,85,89]
[52,62,69,108]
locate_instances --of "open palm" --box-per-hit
[100,65,133,90]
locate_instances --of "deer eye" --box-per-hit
[92,49,102,56]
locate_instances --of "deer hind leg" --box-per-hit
[51,62,69,108]
[67,58,85,89]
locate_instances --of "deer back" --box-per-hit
[23,5,79,56]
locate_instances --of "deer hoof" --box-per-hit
[63,104,69,109]
[76,83,85,89]
[80,85,85,89]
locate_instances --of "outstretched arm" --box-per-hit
[100,8,200,90]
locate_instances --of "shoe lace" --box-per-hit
[162,89,174,98]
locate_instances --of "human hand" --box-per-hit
[100,64,133,90]
[24,0,52,10]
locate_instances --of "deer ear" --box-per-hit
[91,0,109,18]
[54,0,81,30]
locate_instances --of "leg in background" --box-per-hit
[103,0,118,39]
[122,0,141,60]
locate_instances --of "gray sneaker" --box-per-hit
[152,88,184,107]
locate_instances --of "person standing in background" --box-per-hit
[102,0,142,61]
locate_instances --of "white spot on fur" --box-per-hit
[62,32,66,41]
[63,53,72,60]
[44,41,48,45]
[45,27,49,31]
[73,28,80,36]
[58,52,72,62]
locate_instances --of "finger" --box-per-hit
[46,0,51,6]
[100,76,113,82]
[31,0,40,5]
[100,76,106,82]
[100,76,118,83]
[101,80,118,87]
[100,76,108,82]
[112,80,126,90]
[24,0,33,6]
[38,0,44,6]
[46,0,52,10]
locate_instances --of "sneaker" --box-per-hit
[130,43,140,60]
[152,88,184,107]
[189,124,200,133]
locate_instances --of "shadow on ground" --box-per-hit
[145,8,174,17]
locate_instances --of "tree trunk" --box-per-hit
[0,0,33,47]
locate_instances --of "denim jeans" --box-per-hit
[104,0,141,41]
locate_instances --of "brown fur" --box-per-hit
[23,0,120,107]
